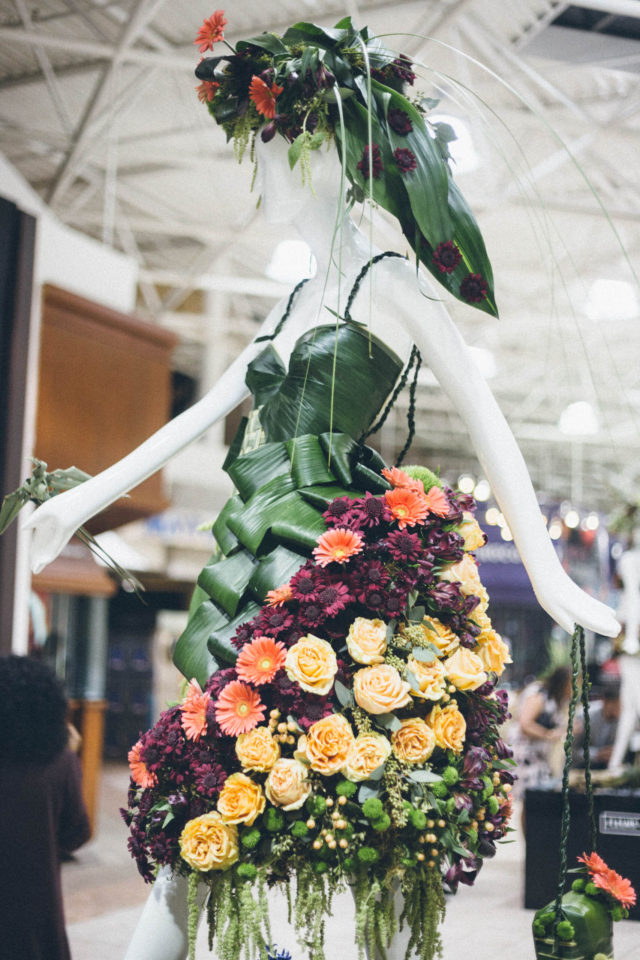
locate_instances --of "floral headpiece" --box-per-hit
[194,12,497,317]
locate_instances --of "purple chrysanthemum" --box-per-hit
[387,107,413,136]
[391,55,416,85]
[317,582,351,617]
[359,492,391,528]
[386,528,422,561]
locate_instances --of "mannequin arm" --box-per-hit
[383,261,620,638]
[23,302,289,574]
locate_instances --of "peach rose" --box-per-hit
[297,713,355,775]
[217,772,265,825]
[391,718,436,764]
[439,554,489,608]
[235,726,281,772]
[346,617,387,665]
[353,664,412,715]
[458,511,486,552]
[285,634,337,696]
[421,617,460,657]
[342,732,391,782]
[265,758,311,810]
[475,630,512,676]
[179,811,238,872]
[407,656,446,700]
[427,702,466,753]
[443,647,488,691]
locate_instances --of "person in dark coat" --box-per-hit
[0,655,91,960]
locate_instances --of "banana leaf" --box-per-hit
[318,432,360,485]
[247,545,307,601]
[226,474,298,554]
[281,21,350,48]
[208,602,262,660]
[227,441,290,501]
[212,495,243,555]
[298,484,361,509]
[173,600,223,686]
[244,343,286,407]
[256,324,403,443]
[270,495,327,549]
[353,462,389,493]
[286,435,335,488]
[197,551,257,617]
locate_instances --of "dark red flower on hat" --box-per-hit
[460,273,488,303]
[432,241,462,274]
[357,144,383,180]
[387,107,413,136]
[394,147,417,174]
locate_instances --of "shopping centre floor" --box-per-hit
[63,762,640,960]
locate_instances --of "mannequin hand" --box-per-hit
[22,498,76,573]
[531,565,619,637]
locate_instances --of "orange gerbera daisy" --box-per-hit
[196,80,219,103]
[249,75,284,119]
[313,527,364,567]
[578,851,608,874]
[382,466,423,492]
[425,484,450,517]
[235,636,286,685]
[384,487,429,529]
[215,681,265,736]
[180,679,211,741]
[193,11,227,52]
[265,584,293,607]
[592,865,637,909]
[128,740,157,788]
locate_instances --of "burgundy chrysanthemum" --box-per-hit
[359,492,391,528]
[385,528,423,561]
[391,55,416,85]
[460,273,488,303]
[297,601,326,629]
[289,565,319,601]
[254,607,294,637]
[394,147,417,174]
[317,582,351,617]
[323,497,353,524]
[432,241,462,274]
[193,762,227,798]
[357,144,383,180]
[387,107,413,136]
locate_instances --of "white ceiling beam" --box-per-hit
[573,0,640,16]
[138,267,289,299]
[0,26,191,70]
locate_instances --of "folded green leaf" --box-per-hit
[173,600,223,686]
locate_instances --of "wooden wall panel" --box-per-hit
[36,285,177,533]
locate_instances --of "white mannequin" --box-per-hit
[608,530,640,771]
[25,136,620,959]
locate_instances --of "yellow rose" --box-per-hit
[475,630,512,676]
[391,718,436,764]
[285,634,337,696]
[458,511,486,552]
[427,702,466,753]
[443,647,488,691]
[407,656,446,701]
[217,772,265,825]
[342,732,391,782]
[265,758,311,810]
[346,618,388,665]
[353,664,412,715]
[298,713,355,775]
[235,726,281,772]
[471,608,492,634]
[421,617,460,657]
[179,812,238,872]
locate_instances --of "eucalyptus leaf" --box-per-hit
[410,645,436,663]
[162,811,175,829]
[374,712,402,732]
[334,679,354,708]
[358,782,380,802]
[367,763,386,782]
[408,769,442,783]
[408,604,426,622]
[405,669,420,691]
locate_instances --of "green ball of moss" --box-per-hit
[291,820,309,839]
[362,798,384,821]
[264,808,285,833]
[532,920,546,937]
[409,808,427,830]
[371,813,391,832]
[357,846,380,864]
[585,882,599,897]
[336,780,358,798]
[442,766,459,786]
[342,857,356,873]
[237,863,258,881]
[481,775,494,798]
[240,827,261,850]
[556,921,575,941]
[611,905,624,922]
[487,796,500,815]
[403,466,443,491]
[445,797,456,814]
[306,796,327,817]
[571,878,586,893]
[313,861,329,875]
[466,828,478,845]
[431,781,448,798]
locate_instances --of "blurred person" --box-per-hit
[573,685,621,770]
[0,655,91,960]
[510,665,572,798]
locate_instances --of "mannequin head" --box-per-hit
[255,134,343,226]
